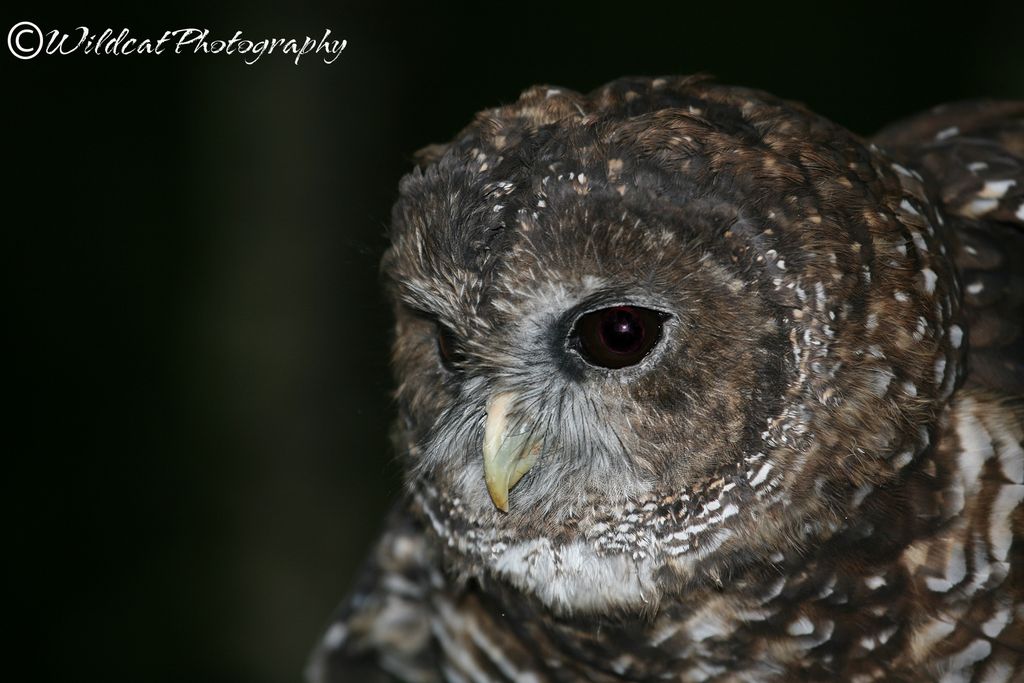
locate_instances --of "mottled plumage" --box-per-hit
[309,76,1024,682]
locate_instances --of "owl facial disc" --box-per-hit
[482,392,543,512]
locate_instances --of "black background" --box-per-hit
[7,2,1023,681]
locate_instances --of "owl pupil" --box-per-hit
[599,308,646,354]
[572,305,666,369]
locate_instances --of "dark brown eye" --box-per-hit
[572,306,666,369]
[437,326,460,368]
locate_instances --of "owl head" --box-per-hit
[381,76,965,614]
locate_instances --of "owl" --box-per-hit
[308,76,1024,682]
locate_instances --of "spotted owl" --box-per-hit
[308,76,1024,682]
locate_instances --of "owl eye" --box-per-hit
[437,325,460,368]
[571,306,666,369]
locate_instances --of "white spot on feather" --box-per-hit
[852,485,873,507]
[914,316,928,341]
[996,425,1024,485]
[954,400,992,494]
[324,623,347,649]
[964,197,998,217]
[990,483,1024,562]
[787,616,815,636]
[877,625,898,645]
[749,461,773,487]
[945,640,992,674]
[869,368,894,396]
[891,163,914,177]
[949,324,963,349]
[979,179,1016,198]
[920,268,937,294]
[982,605,1012,638]
[934,357,947,385]
[683,608,732,642]
[892,451,914,469]
[864,575,886,590]
[925,543,966,592]
[910,230,929,253]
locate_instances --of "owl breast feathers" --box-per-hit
[310,76,1024,682]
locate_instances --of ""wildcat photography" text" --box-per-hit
[7,22,348,65]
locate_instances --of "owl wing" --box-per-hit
[306,505,440,683]
[872,101,1024,395]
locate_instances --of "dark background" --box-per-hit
[7,1,1023,681]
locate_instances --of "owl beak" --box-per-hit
[482,392,543,513]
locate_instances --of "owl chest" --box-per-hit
[424,546,1019,683]
[424,576,859,682]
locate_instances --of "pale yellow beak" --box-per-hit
[482,392,543,512]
